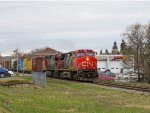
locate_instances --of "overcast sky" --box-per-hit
[0,1,150,56]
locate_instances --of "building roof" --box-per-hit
[0,56,16,62]
[32,47,60,56]
[0,47,61,62]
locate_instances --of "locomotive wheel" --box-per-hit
[57,72,61,78]
[73,73,80,80]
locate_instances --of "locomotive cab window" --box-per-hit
[76,51,95,58]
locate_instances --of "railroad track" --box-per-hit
[95,82,150,93]
[48,77,150,93]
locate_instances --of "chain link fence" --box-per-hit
[32,71,46,87]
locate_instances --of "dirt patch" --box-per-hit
[0,76,33,87]
[125,104,150,110]
[59,108,76,112]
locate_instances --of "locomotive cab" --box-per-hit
[72,49,98,80]
[75,50,97,70]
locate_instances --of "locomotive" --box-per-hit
[32,49,98,81]
[0,49,98,81]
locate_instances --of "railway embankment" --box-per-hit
[1,75,150,113]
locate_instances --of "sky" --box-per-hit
[0,1,150,56]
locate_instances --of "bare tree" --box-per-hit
[123,23,146,82]
[145,23,150,82]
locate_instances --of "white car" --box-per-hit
[8,71,15,76]
[115,73,130,80]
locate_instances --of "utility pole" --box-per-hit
[16,48,19,75]
[14,48,19,75]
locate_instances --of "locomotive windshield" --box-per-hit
[76,52,95,58]
[86,52,95,57]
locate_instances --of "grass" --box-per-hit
[0,75,32,86]
[0,76,150,113]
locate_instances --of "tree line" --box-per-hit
[121,22,150,82]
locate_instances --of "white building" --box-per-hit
[96,55,134,74]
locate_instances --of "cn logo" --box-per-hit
[82,62,94,67]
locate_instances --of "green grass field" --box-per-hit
[0,76,150,113]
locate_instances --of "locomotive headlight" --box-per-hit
[86,57,89,61]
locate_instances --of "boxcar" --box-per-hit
[24,58,32,72]
[18,59,24,72]
[7,60,12,70]
[32,56,46,72]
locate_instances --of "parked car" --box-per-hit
[0,67,11,78]
[117,71,143,80]
[104,70,116,78]
[123,71,141,79]
[98,71,115,81]
[8,70,15,76]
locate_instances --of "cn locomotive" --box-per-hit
[32,49,98,81]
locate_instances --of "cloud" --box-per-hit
[0,1,150,56]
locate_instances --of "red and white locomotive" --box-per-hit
[32,49,98,81]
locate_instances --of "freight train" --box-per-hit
[0,49,98,80]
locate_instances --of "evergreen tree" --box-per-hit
[105,49,109,54]
[113,41,118,50]
[112,41,119,54]
[100,50,103,55]
[120,39,127,55]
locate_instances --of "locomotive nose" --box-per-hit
[80,57,96,69]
